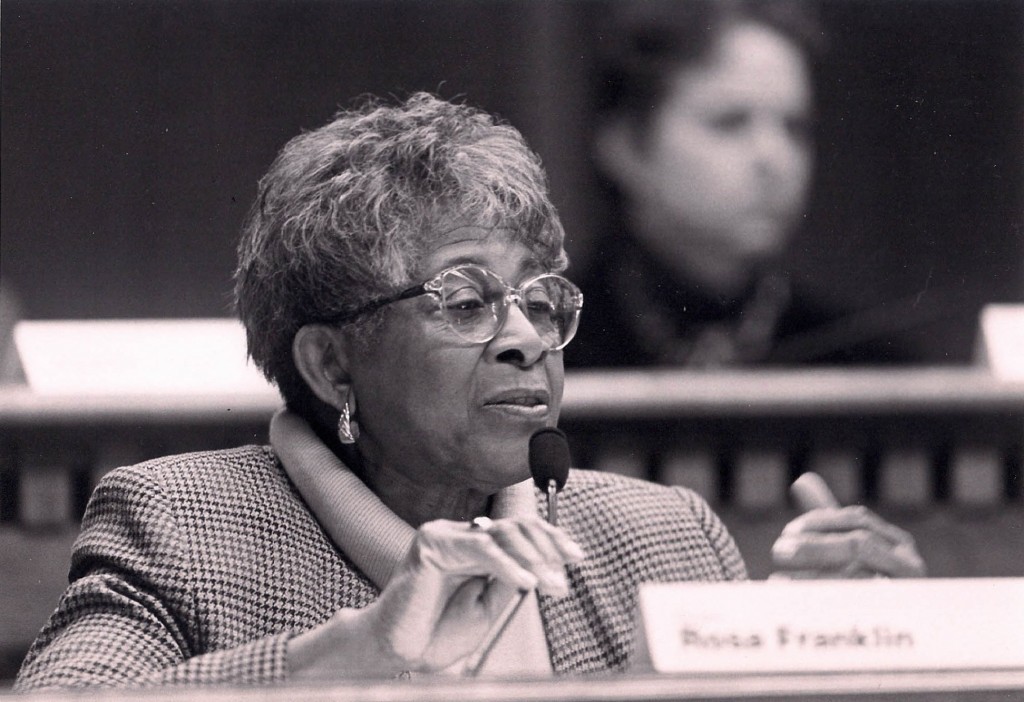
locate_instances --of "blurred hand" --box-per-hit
[771,505,926,579]
[289,515,584,678]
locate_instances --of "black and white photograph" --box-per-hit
[2,1,1022,699]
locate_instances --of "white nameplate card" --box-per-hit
[975,303,1024,380]
[14,318,274,395]
[638,578,1024,674]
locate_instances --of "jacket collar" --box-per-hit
[269,408,537,589]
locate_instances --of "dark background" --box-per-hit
[3,0,1022,363]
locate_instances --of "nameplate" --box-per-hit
[637,578,1024,673]
[14,318,274,395]
[976,303,1024,380]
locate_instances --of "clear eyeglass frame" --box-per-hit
[327,263,583,350]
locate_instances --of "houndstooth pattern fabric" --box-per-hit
[544,469,746,672]
[15,445,746,690]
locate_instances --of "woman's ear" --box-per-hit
[592,117,649,195]
[292,324,352,412]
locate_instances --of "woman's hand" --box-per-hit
[771,505,926,579]
[288,515,585,679]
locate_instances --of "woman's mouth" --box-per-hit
[484,391,551,416]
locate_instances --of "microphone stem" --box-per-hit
[463,587,528,677]
[546,478,558,526]
[465,477,561,676]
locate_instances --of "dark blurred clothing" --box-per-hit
[566,235,921,368]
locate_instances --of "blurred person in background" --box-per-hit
[569,0,917,368]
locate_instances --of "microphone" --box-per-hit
[464,427,571,676]
[529,427,570,525]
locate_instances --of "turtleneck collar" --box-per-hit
[269,408,537,590]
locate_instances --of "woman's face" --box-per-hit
[629,21,813,285]
[347,227,565,494]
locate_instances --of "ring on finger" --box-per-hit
[470,516,494,531]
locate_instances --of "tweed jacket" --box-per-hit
[16,445,746,690]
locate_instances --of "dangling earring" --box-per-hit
[337,390,360,445]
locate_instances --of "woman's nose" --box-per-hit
[488,300,547,366]
[751,120,806,179]
[752,127,787,171]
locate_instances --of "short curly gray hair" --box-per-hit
[234,93,568,408]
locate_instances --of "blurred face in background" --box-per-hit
[605,20,814,293]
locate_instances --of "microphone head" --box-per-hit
[529,427,570,492]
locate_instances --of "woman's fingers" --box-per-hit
[443,575,518,626]
[522,516,588,562]
[417,521,537,591]
[415,517,585,596]
[376,516,586,670]
[782,506,915,547]
[483,517,584,597]
[773,529,925,577]
[773,506,926,578]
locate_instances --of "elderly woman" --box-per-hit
[15,93,922,690]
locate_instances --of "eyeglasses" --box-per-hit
[329,264,583,350]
